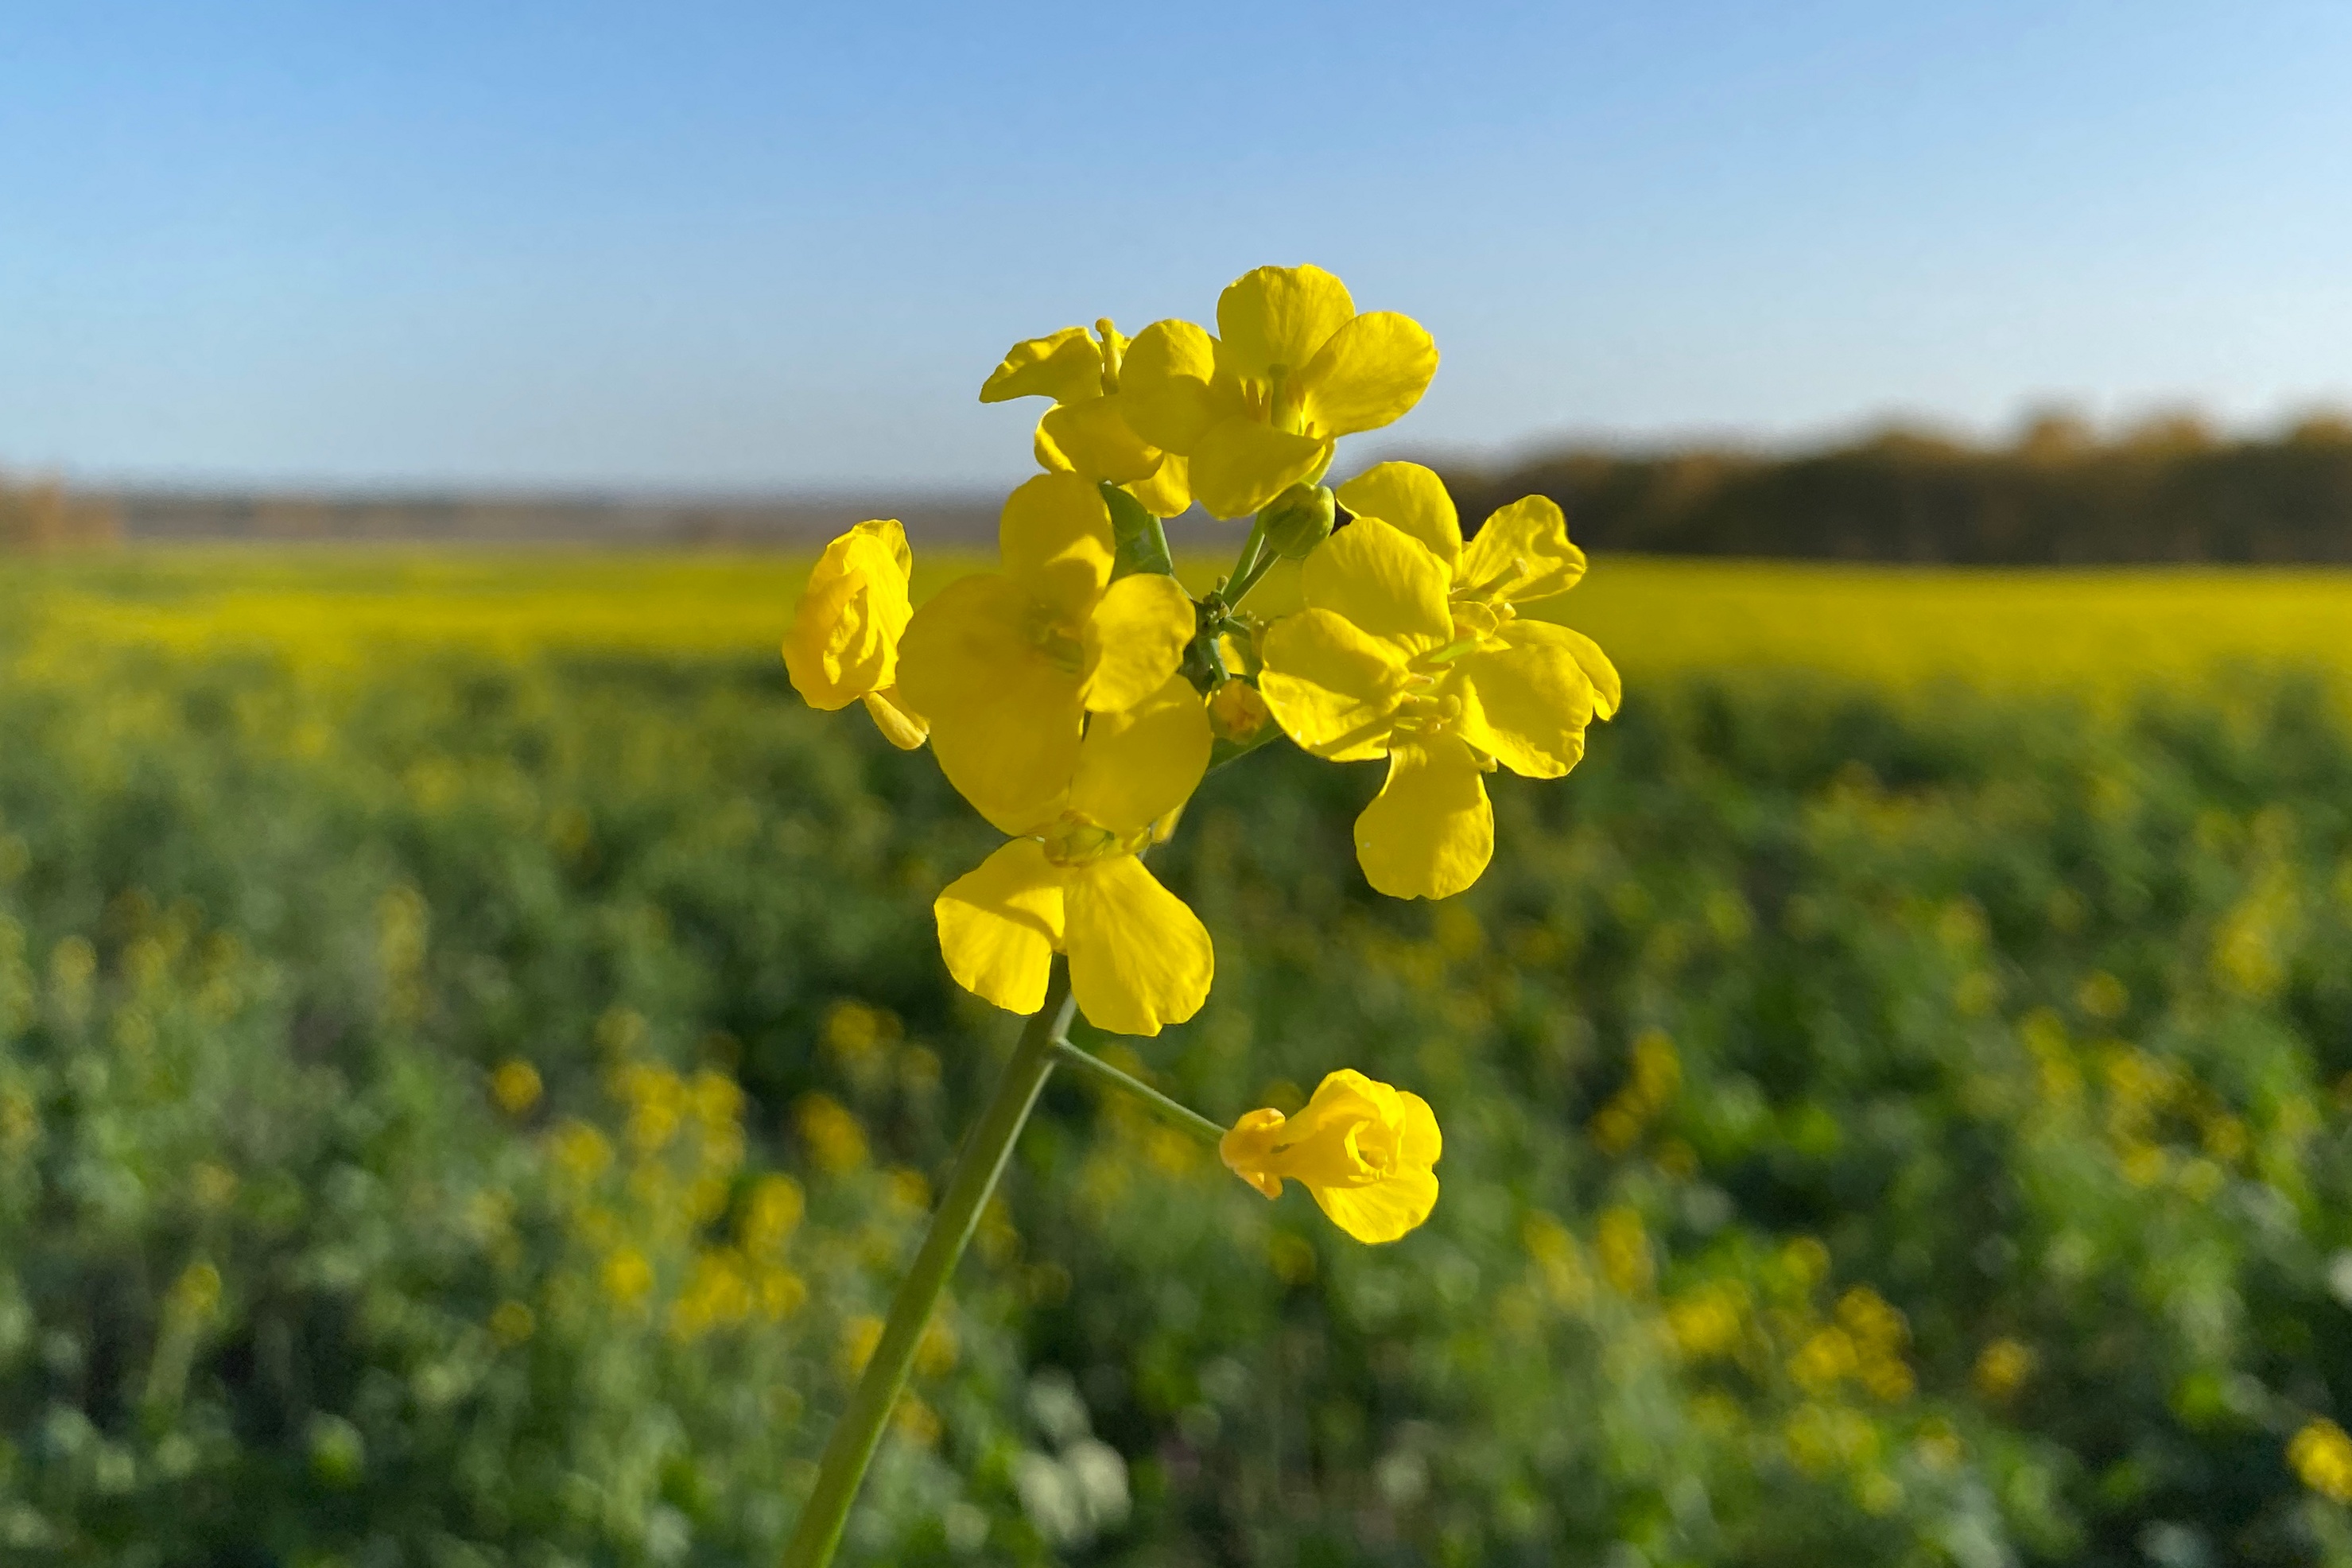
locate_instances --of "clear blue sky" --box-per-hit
[5,0,2350,493]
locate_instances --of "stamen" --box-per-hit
[1094,317,1122,390]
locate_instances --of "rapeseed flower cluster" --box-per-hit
[784,263,1616,1245]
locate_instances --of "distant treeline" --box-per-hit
[1439,413,2352,564]
[0,470,118,552]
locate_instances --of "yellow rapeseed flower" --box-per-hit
[1220,1069,1441,1243]
[898,473,1197,832]
[980,319,1190,518]
[2290,1417,2352,1503]
[782,519,928,749]
[1972,1337,2034,1401]
[934,676,1213,1035]
[1336,462,1619,681]
[1120,264,1438,519]
[1256,506,1616,898]
[488,1057,542,1116]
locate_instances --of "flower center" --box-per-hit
[1388,684,1464,742]
[1040,813,1153,868]
[1023,602,1086,673]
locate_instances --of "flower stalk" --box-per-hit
[1050,1038,1225,1146]
[781,965,1078,1568]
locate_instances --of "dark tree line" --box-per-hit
[1438,413,2352,563]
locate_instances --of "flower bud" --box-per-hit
[1261,483,1336,560]
[1207,680,1270,743]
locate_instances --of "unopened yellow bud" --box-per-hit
[1260,483,1336,560]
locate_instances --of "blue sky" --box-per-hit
[4,0,2350,492]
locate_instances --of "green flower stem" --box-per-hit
[1224,514,1275,607]
[781,966,1077,1568]
[1050,1038,1227,1146]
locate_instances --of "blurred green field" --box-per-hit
[8,550,2352,1565]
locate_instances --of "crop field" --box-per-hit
[14,545,2352,694]
[6,549,2352,1565]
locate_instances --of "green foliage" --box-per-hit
[6,636,2352,1564]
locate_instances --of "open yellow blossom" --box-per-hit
[980,320,1191,518]
[782,518,927,748]
[898,473,1197,831]
[1256,507,1615,899]
[1120,265,1438,520]
[1337,462,1620,673]
[933,675,1214,1035]
[1221,1069,1441,1243]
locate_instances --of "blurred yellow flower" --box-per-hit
[795,1093,870,1174]
[839,1314,885,1378]
[1596,1206,1654,1294]
[1258,511,1613,898]
[980,319,1191,518]
[548,1120,614,1183]
[898,473,1196,832]
[1973,1336,2034,1401]
[934,677,1213,1035]
[2290,1418,2352,1502]
[739,1174,805,1254]
[1220,1068,1441,1243]
[1121,264,1438,519]
[782,518,927,750]
[488,1058,542,1116]
[601,1246,654,1307]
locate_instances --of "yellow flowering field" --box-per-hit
[14,545,2352,695]
[11,541,2352,1562]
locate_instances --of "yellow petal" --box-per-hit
[1033,419,1074,474]
[1395,1089,1442,1170]
[1188,418,1329,521]
[1069,674,1212,833]
[782,519,915,709]
[1294,311,1438,439]
[1452,630,1595,778]
[1300,516,1452,651]
[1124,452,1191,518]
[1353,738,1492,899]
[1271,1070,1395,1185]
[1062,855,1212,1036]
[1119,320,1228,454]
[1038,394,1162,484]
[935,840,1065,1014]
[1459,495,1585,602]
[1310,1162,1438,1244]
[1217,264,1355,381]
[860,687,928,750]
[1219,1108,1289,1198]
[1336,462,1459,569]
[871,516,913,576]
[979,326,1103,405]
[1080,572,1195,714]
[1258,608,1410,762]
[1551,623,1621,720]
[999,472,1113,623]
[898,573,1085,832]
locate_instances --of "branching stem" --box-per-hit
[780,967,1077,1568]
